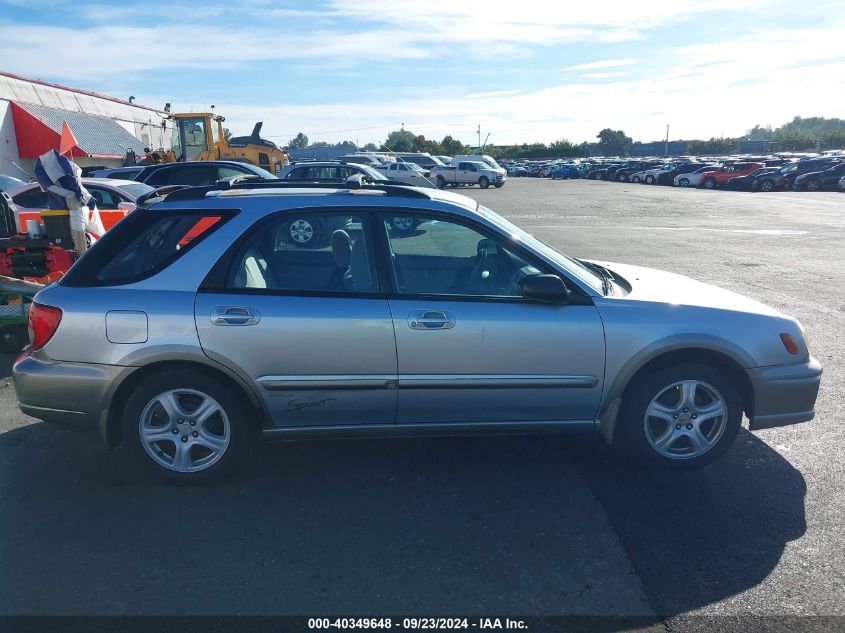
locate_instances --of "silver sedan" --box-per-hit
[13,183,821,481]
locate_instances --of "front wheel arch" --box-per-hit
[600,346,754,445]
[105,360,266,450]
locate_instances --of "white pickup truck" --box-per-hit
[375,162,435,188]
[430,161,506,189]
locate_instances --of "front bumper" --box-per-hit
[13,354,130,436]
[747,356,822,430]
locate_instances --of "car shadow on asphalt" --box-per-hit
[566,429,807,616]
[0,422,805,619]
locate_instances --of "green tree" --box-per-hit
[382,129,417,152]
[686,137,740,155]
[596,129,633,156]
[548,139,582,157]
[745,124,773,141]
[287,132,309,149]
[362,142,379,152]
[223,127,233,142]
[440,135,467,155]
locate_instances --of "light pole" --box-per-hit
[477,124,481,152]
[664,124,670,157]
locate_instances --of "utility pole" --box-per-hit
[477,124,481,151]
[665,124,669,157]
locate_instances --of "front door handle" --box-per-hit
[211,306,260,326]
[408,310,456,330]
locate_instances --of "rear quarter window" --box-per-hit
[60,209,234,287]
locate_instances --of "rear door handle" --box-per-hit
[408,310,456,330]
[211,306,260,326]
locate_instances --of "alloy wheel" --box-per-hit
[289,219,315,244]
[139,389,231,473]
[643,380,727,460]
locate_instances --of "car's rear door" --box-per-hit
[377,211,605,425]
[195,209,398,427]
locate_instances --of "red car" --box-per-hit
[701,162,762,189]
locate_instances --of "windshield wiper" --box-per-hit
[576,259,613,295]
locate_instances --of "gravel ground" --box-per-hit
[0,178,842,626]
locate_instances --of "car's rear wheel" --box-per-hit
[759,179,775,192]
[645,175,655,184]
[479,176,490,189]
[435,175,446,189]
[703,178,717,189]
[122,369,253,482]
[593,172,603,180]
[617,363,742,469]
[631,175,641,183]
[678,178,689,187]
[805,179,821,192]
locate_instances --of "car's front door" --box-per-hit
[378,212,605,425]
[195,210,397,427]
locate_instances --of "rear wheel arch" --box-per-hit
[105,360,266,449]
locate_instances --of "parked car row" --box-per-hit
[498,153,845,192]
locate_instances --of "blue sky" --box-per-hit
[1,0,843,146]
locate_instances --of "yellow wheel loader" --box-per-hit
[143,113,287,174]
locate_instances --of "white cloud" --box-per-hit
[465,90,521,99]
[559,59,636,72]
[579,71,632,79]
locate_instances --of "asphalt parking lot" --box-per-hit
[1,179,842,624]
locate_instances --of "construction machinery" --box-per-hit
[143,113,288,174]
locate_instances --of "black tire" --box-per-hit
[479,176,490,189]
[494,183,503,188]
[0,325,27,353]
[435,175,446,189]
[678,178,690,187]
[616,363,742,469]
[702,177,717,190]
[121,368,254,482]
[759,179,775,192]
[645,175,655,184]
[804,179,821,192]
[593,172,603,180]
[631,175,641,183]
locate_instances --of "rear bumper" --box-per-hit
[13,354,129,436]
[748,356,822,430]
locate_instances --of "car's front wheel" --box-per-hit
[804,179,821,192]
[618,363,742,469]
[702,178,717,189]
[678,178,689,187]
[122,368,253,482]
[478,176,490,189]
[645,175,655,184]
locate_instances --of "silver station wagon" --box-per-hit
[13,181,822,481]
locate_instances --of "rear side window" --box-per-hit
[61,209,233,287]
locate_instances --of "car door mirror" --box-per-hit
[520,274,571,303]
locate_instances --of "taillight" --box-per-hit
[28,303,62,351]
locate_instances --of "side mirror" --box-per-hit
[520,274,571,303]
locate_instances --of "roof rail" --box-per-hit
[144,178,434,205]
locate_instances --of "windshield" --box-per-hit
[247,165,278,179]
[477,205,605,293]
[115,183,155,199]
[482,155,502,170]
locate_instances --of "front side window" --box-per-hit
[381,214,542,298]
[226,213,378,293]
[217,166,250,181]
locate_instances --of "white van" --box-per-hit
[451,155,506,175]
